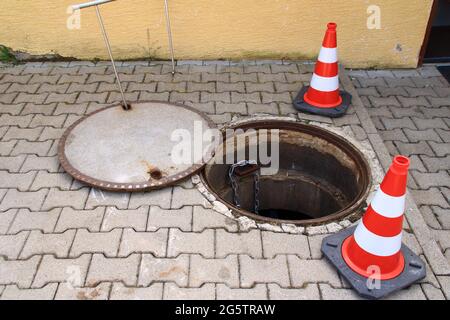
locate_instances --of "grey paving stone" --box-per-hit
[0,171,35,190]
[86,254,139,287]
[231,92,261,104]
[187,82,215,93]
[437,276,450,299]
[246,82,274,93]
[0,155,26,172]
[148,206,192,232]
[215,102,247,114]
[261,231,310,258]
[208,113,232,124]
[381,117,416,130]
[15,93,48,104]
[412,171,449,189]
[20,155,59,172]
[0,103,25,115]
[0,231,29,259]
[405,87,437,97]
[201,92,230,103]
[85,189,130,209]
[55,282,110,300]
[33,254,91,288]
[240,255,290,288]
[30,171,72,191]
[171,187,208,209]
[55,207,105,232]
[412,189,449,208]
[436,128,450,143]
[230,73,257,82]
[216,229,263,258]
[128,188,172,209]
[11,140,53,156]
[421,283,446,300]
[110,282,163,300]
[426,96,450,108]
[261,92,291,104]
[38,127,65,141]
[0,141,17,156]
[70,229,121,257]
[403,128,442,143]
[0,189,48,211]
[139,254,189,287]
[1,283,57,300]
[434,207,450,229]
[288,257,341,288]
[0,93,17,104]
[318,283,363,300]
[101,206,148,232]
[0,256,40,287]
[167,229,214,258]
[163,283,215,300]
[42,188,89,210]
[3,127,43,141]
[192,206,238,232]
[413,118,448,130]
[395,141,434,157]
[119,228,168,257]
[0,114,33,127]
[20,229,76,259]
[268,283,320,300]
[217,284,267,300]
[247,103,279,115]
[429,141,450,157]
[9,208,60,234]
[190,255,239,287]
[0,209,17,234]
[369,96,401,107]
[217,82,245,93]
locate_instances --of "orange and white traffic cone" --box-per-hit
[321,155,426,299]
[294,22,351,118]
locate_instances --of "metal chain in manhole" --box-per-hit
[228,160,260,213]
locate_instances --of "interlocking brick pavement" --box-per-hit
[350,67,450,275]
[0,60,448,300]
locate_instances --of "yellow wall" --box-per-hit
[0,0,433,68]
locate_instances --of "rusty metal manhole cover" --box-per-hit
[59,101,216,191]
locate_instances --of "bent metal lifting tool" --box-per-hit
[71,0,177,108]
[72,0,130,110]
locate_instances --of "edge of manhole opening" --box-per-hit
[195,117,376,235]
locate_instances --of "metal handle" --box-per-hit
[72,0,115,10]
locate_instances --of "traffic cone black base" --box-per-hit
[321,226,426,299]
[293,86,351,118]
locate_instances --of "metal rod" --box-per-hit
[72,0,115,10]
[163,0,176,74]
[94,5,129,109]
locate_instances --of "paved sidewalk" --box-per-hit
[349,67,450,266]
[0,60,448,300]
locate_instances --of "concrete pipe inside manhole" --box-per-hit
[201,120,372,226]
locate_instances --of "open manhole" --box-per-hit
[201,120,372,226]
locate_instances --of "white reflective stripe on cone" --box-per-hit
[370,188,405,218]
[354,222,402,257]
[310,74,339,92]
[318,47,338,63]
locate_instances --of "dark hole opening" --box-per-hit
[202,122,371,225]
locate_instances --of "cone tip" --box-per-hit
[392,155,410,173]
[327,22,337,30]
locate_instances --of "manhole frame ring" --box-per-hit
[199,118,373,226]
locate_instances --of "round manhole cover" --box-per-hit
[58,101,216,191]
[201,120,372,226]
